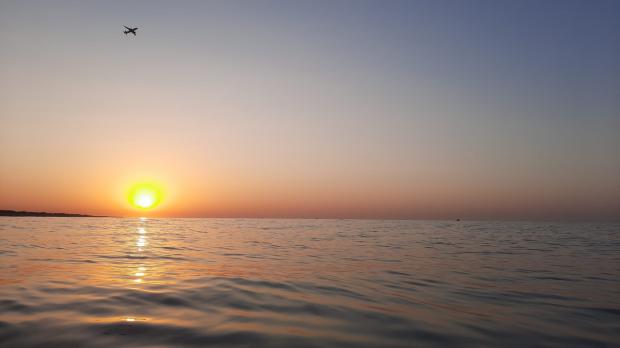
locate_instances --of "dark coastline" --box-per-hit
[0,210,105,217]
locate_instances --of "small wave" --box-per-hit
[0,218,618,347]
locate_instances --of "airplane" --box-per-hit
[123,26,138,36]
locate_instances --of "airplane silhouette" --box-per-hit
[123,26,138,36]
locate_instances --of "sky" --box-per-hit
[1,0,619,220]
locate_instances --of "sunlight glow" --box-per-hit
[128,183,163,210]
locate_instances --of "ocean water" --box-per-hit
[0,218,618,348]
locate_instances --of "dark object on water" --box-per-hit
[0,210,104,217]
[123,26,138,36]
[456,218,461,221]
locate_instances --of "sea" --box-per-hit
[0,218,618,347]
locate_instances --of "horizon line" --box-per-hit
[1,209,618,223]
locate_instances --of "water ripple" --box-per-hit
[0,218,618,347]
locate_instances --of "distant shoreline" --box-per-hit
[0,210,106,217]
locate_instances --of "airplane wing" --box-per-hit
[124,26,131,30]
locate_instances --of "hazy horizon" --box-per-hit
[2,209,619,222]
[1,0,619,220]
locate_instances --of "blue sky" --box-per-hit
[1,0,619,219]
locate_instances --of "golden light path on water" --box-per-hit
[125,218,149,322]
[110,217,269,326]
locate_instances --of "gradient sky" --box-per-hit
[1,0,619,220]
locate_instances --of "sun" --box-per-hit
[128,183,163,210]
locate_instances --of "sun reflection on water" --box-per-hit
[137,237,147,248]
[124,219,151,322]
[133,222,148,284]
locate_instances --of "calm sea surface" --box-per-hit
[0,218,618,347]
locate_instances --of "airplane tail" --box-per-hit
[123,30,129,35]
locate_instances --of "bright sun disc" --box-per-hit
[128,183,163,210]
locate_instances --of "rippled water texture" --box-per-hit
[0,218,618,347]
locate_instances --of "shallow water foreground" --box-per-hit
[0,218,618,347]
